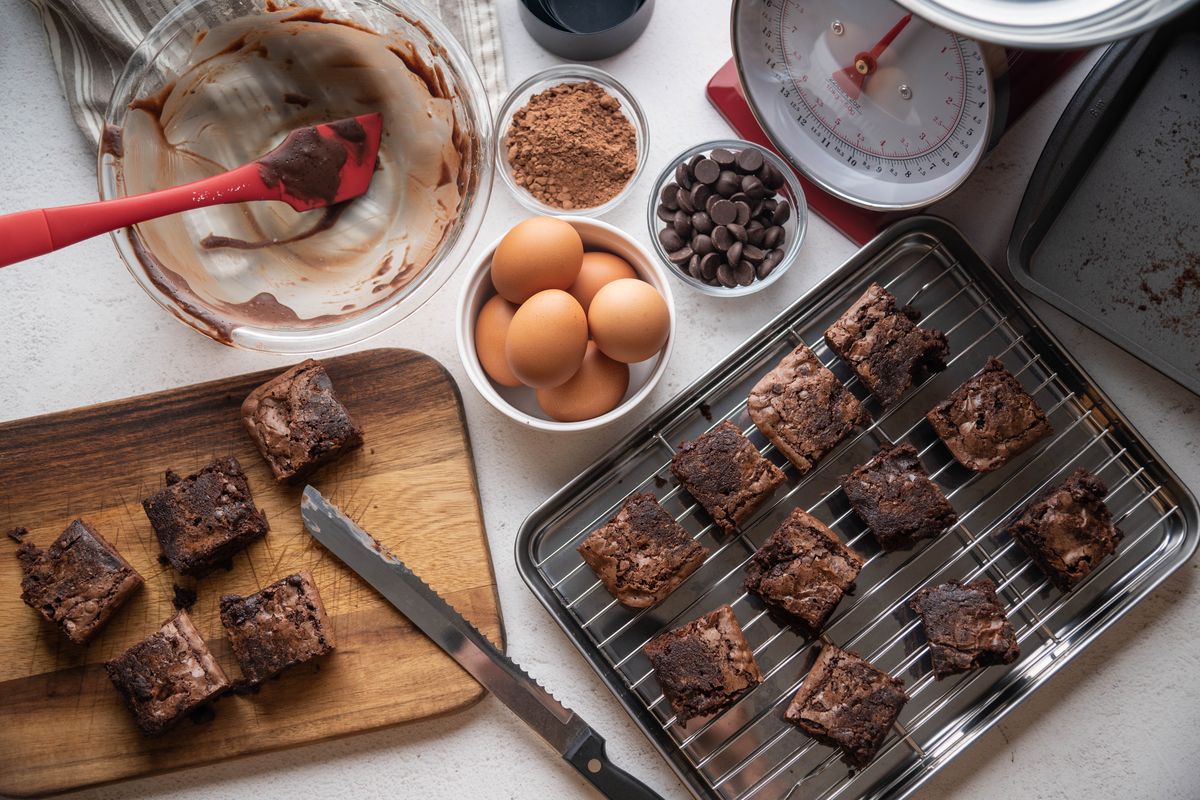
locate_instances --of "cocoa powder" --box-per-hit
[505,81,637,210]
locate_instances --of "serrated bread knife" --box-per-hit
[300,486,663,800]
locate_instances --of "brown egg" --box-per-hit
[537,342,630,422]
[568,251,637,312]
[490,217,584,304]
[506,289,588,388]
[588,278,670,364]
[474,294,522,387]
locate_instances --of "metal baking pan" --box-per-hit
[1009,11,1200,397]
[517,216,1198,800]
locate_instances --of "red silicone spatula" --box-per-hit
[0,112,383,268]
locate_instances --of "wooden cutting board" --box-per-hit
[0,348,503,797]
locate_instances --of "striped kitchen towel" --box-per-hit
[28,0,507,144]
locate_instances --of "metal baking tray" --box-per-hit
[1008,11,1200,397]
[516,216,1198,799]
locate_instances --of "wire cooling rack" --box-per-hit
[516,217,1198,800]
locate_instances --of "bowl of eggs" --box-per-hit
[456,215,674,431]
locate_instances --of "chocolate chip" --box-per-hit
[676,187,696,213]
[660,182,679,210]
[711,199,737,226]
[693,158,720,185]
[715,170,741,197]
[692,233,714,255]
[673,210,691,237]
[726,222,747,243]
[700,252,721,280]
[736,148,764,173]
[742,244,765,263]
[763,197,778,213]
[761,162,785,190]
[690,183,712,209]
[688,153,706,170]
[726,241,744,266]
[688,253,703,279]
[716,262,737,287]
[735,202,751,225]
[748,227,765,247]
[757,249,784,279]
[667,245,694,264]
[658,227,684,251]
[675,162,693,190]
[772,200,791,225]
[763,225,784,249]
[712,225,734,251]
[711,148,736,167]
[705,194,721,214]
[656,204,675,223]
[691,211,713,234]
[741,176,766,203]
[736,260,756,285]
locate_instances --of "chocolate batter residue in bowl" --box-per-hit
[101,2,489,348]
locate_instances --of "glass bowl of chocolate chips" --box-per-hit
[648,139,807,296]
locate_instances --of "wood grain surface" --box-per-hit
[0,348,503,797]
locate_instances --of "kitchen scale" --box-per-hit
[715,0,1083,242]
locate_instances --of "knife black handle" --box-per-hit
[564,728,664,800]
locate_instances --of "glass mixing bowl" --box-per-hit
[99,0,493,352]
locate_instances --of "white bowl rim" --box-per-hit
[456,215,675,432]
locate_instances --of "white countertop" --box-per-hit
[1,2,1197,798]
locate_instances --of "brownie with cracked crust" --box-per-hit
[825,283,949,407]
[785,645,908,767]
[1007,469,1122,592]
[105,610,230,736]
[578,493,709,609]
[910,579,1019,679]
[842,443,957,551]
[747,344,869,475]
[17,519,143,645]
[219,570,335,684]
[744,508,864,632]
[142,456,269,576]
[670,421,785,534]
[926,357,1051,472]
[643,604,763,722]
[242,359,364,483]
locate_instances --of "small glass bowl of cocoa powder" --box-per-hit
[494,65,648,216]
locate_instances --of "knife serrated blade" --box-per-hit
[299,486,662,800]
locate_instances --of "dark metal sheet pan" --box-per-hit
[517,216,1198,800]
[1009,12,1200,397]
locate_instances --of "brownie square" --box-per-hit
[670,420,785,534]
[744,508,864,632]
[219,570,336,683]
[910,579,1019,679]
[17,519,143,645]
[1007,469,1123,591]
[785,645,908,767]
[106,610,230,736]
[748,344,869,474]
[926,357,1052,472]
[643,605,763,722]
[825,283,949,407]
[842,443,958,551]
[242,359,363,483]
[578,493,709,609]
[142,456,269,576]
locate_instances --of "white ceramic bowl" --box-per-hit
[456,216,675,432]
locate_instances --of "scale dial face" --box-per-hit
[733,0,994,210]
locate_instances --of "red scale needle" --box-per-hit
[834,13,913,100]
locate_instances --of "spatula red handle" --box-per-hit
[0,163,275,268]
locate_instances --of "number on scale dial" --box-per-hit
[736,0,993,210]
